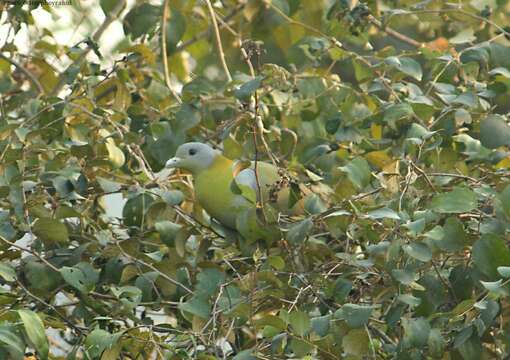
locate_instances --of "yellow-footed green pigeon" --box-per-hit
[166,142,300,240]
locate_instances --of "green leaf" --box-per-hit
[33,218,69,244]
[179,296,211,319]
[403,242,432,262]
[24,260,61,292]
[325,114,342,134]
[289,311,311,337]
[366,207,400,220]
[497,266,510,278]
[164,9,186,54]
[397,294,422,307]
[232,349,257,360]
[480,279,503,292]
[384,103,414,125]
[0,263,16,282]
[449,28,476,44]
[340,157,371,190]
[333,278,352,302]
[296,77,326,97]
[385,56,423,81]
[155,221,182,246]
[286,218,313,244]
[489,67,510,78]
[435,217,467,252]
[196,268,225,297]
[96,177,122,193]
[406,122,435,141]
[430,187,477,213]
[480,115,510,149]
[472,234,510,279]
[0,211,16,240]
[453,134,492,160]
[123,4,160,39]
[454,108,472,126]
[105,138,125,168]
[342,328,369,356]
[268,256,285,270]
[403,317,430,348]
[18,310,49,360]
[84,329,122,359]
[336,303,374,328]
[175,104,201,131]
[352,58,373,82]
[100,0,117,14]
[60,263,99,293]
[311,315,331,337]
[392,269,418,285]
[289,337,314,357]
[499,184,510,217]
[0,327,24,360]
[122,193,155,227]
[234,76,263,101]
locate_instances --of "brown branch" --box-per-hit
[0,235,60,273]
[174,4,245,53]
[0,53,44,94]
[161,0,183,104]
[204,0,232,82]
[17,281,87,334]
[50,0,126,96]
[315,187,384,220]
[391,8,510,38]
[116,241,194,295]
[367,15,422,48]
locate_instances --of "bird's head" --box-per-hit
[165,142,219,175]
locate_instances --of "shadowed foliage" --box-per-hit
[1,0,510,358]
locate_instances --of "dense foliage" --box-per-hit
[1,0,510,358]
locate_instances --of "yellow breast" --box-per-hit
[194,156,250,229]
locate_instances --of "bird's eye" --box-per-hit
[188,148,197,156]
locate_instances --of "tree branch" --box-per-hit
[367,15,422,48]
[174,4,245,53]
[50,0,126,96]
[0,53,44,94]
[204,0,232,82]
[161,0,183,104]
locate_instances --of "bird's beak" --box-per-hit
[165,157,182,169]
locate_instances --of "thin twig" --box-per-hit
[315,187,383,220]
[0,53,44,94]
[17,281,86,334]
[410,162,438,193]
[161,0,183,104]
[367,15,422,48]
[0,235,60,273]
[204,0,232,82]
[174,4,245,53]
[389,8,510,38]
[50,0,127,96]
[116,241,194,295]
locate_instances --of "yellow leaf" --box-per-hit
[496,157,510,169]
[371,123,383,140]
[192,316,207,332]
[243,1,259,21]
[381,160,400,194]
[168,52,191,82]
[122,44,156,65]
[28,58,58,94]
[366,150,392,169]
[113,80,131,111]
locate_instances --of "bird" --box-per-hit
[165,142,300,241]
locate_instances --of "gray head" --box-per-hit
[165,142,219,174]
